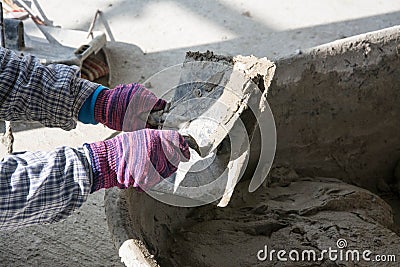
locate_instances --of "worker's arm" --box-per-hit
[0,129,189,230]
[0,47,166,131]
[0,146,92,230]
[0,47,99,130]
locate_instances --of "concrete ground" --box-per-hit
[0,0,399,266]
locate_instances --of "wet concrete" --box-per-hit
[106,26,400,266]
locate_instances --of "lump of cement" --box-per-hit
[148,177,399,266]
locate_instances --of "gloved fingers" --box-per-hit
[144,100,168,129]
[115,130,161,189]
[94,82,167,131]
[153,130,190,178]
[115,129,190,190]
[122,83,167,131]
[162,130,190,160]
[126,83,162,114]
[152,98,167,112]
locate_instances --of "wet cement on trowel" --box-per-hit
[149,50,275,206]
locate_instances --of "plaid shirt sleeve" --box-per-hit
[0,47,99,130]
[0,47,100,229]
[0,146,93,230]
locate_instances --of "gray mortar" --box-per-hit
[269,26,400,191]
[105,25,400,266]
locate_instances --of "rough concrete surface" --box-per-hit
[0,1,400,266]
[108,25,400,266]
[128,175,400,267]
[269,26,400,192]
[115,164,400,266]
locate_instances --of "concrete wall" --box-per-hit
[269,26,400,191]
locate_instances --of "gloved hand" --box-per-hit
[94,83,167,131]
[84,129,190,192]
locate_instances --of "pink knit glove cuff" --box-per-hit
[94,83,166,131]
[84,138,120,192]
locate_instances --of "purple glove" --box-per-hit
[94,83,167,131]
[84,129,190,192]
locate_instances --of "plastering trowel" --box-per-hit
[146,51,276,207]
